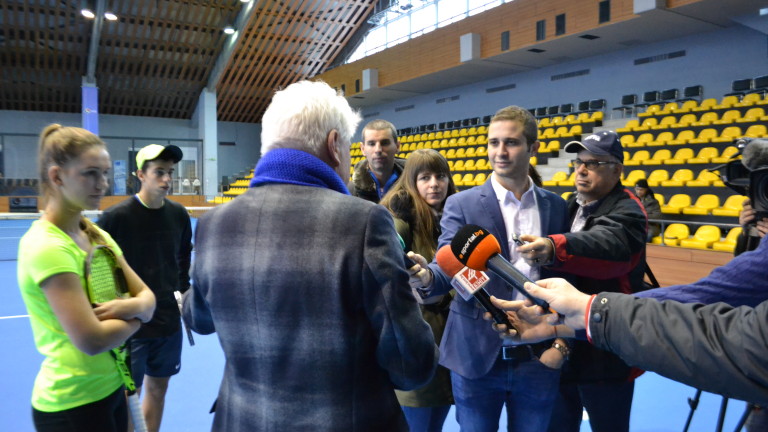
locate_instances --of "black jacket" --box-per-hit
[549,182,648,383]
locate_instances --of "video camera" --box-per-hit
[715,138,768,220]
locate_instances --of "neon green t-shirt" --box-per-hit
[17,219,125,412]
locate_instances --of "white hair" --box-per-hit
[260,80,361,156]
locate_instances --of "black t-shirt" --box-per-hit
[97,196,193,338]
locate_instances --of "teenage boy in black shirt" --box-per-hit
[98,144,193,432]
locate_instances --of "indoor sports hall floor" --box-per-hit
[0,217,749,431]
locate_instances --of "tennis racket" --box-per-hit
[85,244,148,432]
[174,290,195,346]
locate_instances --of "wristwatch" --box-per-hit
[551,339,571,360]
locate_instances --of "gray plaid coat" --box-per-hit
[184,184,438,431]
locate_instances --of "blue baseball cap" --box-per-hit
[564,130,624,163]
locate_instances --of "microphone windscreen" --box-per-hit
[436,245,464,278]
[450,224,501,271]
[742,138,768,170]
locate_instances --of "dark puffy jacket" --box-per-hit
[548,182,648,383]
[348,157,406,203]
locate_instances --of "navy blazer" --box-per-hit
[428,179,570,379]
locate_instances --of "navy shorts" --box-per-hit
[129,329,182,388]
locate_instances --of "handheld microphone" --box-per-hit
[435,245,515,330]
[397,233,417,268]
[174,291,195,346]
[450,224,555,314]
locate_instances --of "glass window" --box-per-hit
[387,15,410,47]
[438,0,466,27]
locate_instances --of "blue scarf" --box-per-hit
[249,148,350,195]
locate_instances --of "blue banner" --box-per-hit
[82,85,99,135]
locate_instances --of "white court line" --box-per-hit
[0,315,29,319]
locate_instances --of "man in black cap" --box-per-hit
[98,144,193,432]
[516,131,648,432]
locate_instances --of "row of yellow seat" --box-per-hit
[620,109,768,133]
[452,172,487,187]
[620,125,766,147]
[637,93,768,119]
[401,126,489,143]
[661,194,744,216]
[545,168,725,188]
[653,224,742,252]
[623,147,737,165]
[538,111,603,128]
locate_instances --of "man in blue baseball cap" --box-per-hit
[515,130,648,432]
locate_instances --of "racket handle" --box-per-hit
[127,393,148,432]
[184,325,196,346]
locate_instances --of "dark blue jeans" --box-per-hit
[401,405,451,432]
[547,380,635,432]
[451,355,560,432]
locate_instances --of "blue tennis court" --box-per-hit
[0,216,749,431]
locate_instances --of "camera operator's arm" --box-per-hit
[735,199,767,256]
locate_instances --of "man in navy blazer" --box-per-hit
[409,106,570,432]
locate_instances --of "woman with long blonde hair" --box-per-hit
[381,148,457,432]
[18,124,155,431]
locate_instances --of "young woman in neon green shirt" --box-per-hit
[18,124,155,431]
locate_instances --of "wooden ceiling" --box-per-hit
[0,0,377,123]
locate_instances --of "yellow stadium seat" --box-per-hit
[711,195,746,217]
[646,170,669,187]
[657,102,679,116]
[692,98,717,112]
[664,148,695,165]
[477,135,488,145]
[590,111,604,123]
[712,227,743,253]
[621,170,646,187]
[668,130,695,146]
[711,146,739,163]
[543,171,568,187]
[452,173,463,187]
[688,128,718,144]
[561,191,573,200]
[459,128,468,137]
[672,114,697,128]
[686,147,718,164]
[686,170,722,187]
[634,118,659,131]
[661,194,692,214]
[468,127,478,136]
[465,147,477,158]
[451,129,460,138]
[476,145,487,156]
[455,148,466,158]
[476,159,491,170]
[736,107,767,123]
[552,126,570,138]
[682,194,720,215]
[735,93,763,107]
[457,137,467,146]
[692,111,719,127]
[629,133,654,148]
[672,100,699,113]
[638,104,661,117]
[477,125,487,135]
[461,173,474,186]
[620,135,636,147]
[680,225,721,249]
[661,169,694,187]
[464,159,476,171]
[427,132,436,140]
[472,173,487,186]
[713,109,742,125]
[467,136,477,145]
[563,114,578,125]
[712,126,742,144]
[713,95,740,110]
[546,141,560,153]
[530,156,537,166]
[558,172,577,187]
[453,160,465,171]
[651,116,678,130]
[654,193,666,206]
[643,149,671,165]
[745,124,768,138]
[648,131,674,147]
[445,149,456,159]
[625,150,650,166]
[663,223,690,246]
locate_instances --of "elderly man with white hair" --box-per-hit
[183,80,438,431]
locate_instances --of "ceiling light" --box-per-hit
[81,8,95,19]
[224,26,235,35]
[104,12,118,21]
[240,0,250,3]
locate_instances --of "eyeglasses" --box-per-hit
[572,158,618,171]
